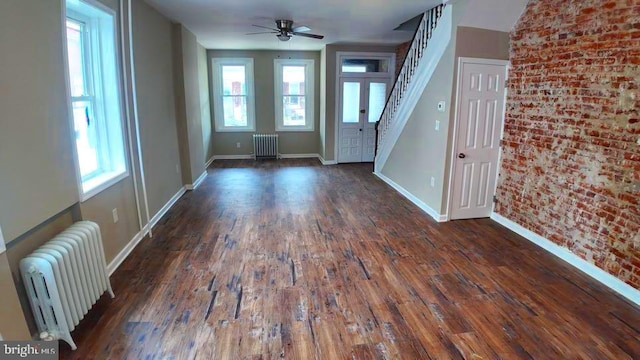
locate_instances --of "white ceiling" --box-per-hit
[144,0,443,50]
[457,0,530,33]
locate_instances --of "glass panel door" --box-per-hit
[368,82,387,123]
[342,81,361,124]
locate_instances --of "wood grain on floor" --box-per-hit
[60,159,640,359]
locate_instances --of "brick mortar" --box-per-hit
[496,0,640,288]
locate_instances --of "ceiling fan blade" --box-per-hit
[292,32,324,39]
[252,24,279,31]
[246,31,278,35]
[292,25,311,32]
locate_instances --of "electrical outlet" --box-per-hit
[430,177,435,187]
[437,101,446,112]
[435,120,440,131]
[112,208,119,223]
[236,142,241,149]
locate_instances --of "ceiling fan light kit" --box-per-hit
[249,19,324,42]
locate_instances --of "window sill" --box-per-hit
[275,127,315,132]
[215,127,256,133]
[80,171,129,202]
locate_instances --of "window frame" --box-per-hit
[274,59,315,132]
[63,0,129,202]
[211,58,256,132]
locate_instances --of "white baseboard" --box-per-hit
[107,186,186,276]
[279,153,319,159]
[319,155,337,165]
[185,171,207,190]
[490,212,640,306]
[212,155,254,160]
[107,230,145,276]
[374,171,447,222]
[149,187,186,229]
[205,156,215,168]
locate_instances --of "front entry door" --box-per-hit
[450,59,508,220]
[338,78,389,163]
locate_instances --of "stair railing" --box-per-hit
[375,4,446,156]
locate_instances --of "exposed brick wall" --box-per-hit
[395,41,411,78]
[496,0,640,289]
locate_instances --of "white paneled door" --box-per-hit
[450,59,508,220]
[338,78,389,163]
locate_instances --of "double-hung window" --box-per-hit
[212,58,256,132]
[274,59,314,131]
[64,0,127,200]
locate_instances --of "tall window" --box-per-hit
[212,58,256,132]
[274,59,314,132]
[65,0,127,200]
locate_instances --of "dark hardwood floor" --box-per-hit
[61,159,640,359]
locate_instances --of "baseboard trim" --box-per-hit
[205,156,215,168]
[279,153,319,159]
[374,171,447,223]
[490,212,640,306]
[185,171,207,191]
[212,155,254,160]
[319,155,338,165]
[107,186,186,276]
[107,230,145,276]
[150,187,186,229]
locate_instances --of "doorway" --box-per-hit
[336,52,394,163]
[338,78,390,163]
[449,58,508,220]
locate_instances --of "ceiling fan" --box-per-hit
[247,20,324,42]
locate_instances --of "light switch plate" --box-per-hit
[435,120,440,131]
[437,101,446,112]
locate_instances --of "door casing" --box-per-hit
[446,57,509,220]
[334,52,395,164]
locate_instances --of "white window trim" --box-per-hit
[274,59,315,132]
[212,58,256,132]
[62,0,129,202]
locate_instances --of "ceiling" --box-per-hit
[144,0,443,50]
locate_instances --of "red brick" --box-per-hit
[497,0,640,291]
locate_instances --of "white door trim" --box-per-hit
[0,225,5,254]
[445,57,510,220]
[334,51,396,164]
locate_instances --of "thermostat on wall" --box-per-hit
[437,101,446,112]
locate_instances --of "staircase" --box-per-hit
[375,4,453,173]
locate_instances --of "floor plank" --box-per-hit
[60,159,640,359]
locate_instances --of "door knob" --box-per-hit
[360,109,366,114]
[458,153,466,159]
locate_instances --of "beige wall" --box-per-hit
[455,27,510,59]
[380,9,510,216]
[381,42,456,213]
[0,252,30,340]
[0,0,79,243]
[173,24,206,184]
[132,0,184,215]
[0,0,190,339]
[323,44,398,161]
[207,50,321,156]
[199,45,213,163]
[319,48,327,160]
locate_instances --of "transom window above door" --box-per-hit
[212,58,256,132]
